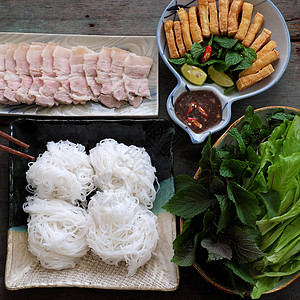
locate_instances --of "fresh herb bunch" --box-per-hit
[163,106,300,298]
[168,36,257,93]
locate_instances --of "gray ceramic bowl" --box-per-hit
[157,0,290,143]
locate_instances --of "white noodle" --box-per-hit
[89,138,157,209]
[26,140,94,206]
[86,188,158,276]
[23,196,89,270]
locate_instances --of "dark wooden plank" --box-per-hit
[0,0,299,299]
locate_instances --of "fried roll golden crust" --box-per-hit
[234,2,253,41]
[228,0,244,37]
[236,64,274,91]
[208,0,220,36]
[188,6,203,43]
[177,7,193,51]
[164,20,180,59]
[198,0,211,38]
[242,12,265,47]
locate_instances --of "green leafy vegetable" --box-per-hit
[163,106,300,298]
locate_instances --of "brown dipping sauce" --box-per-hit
[174,90,222,134]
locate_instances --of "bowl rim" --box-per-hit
[156,0,291,143]
[180,106,300,296]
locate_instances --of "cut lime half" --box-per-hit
[181,64,207,86]
[208,65,234,87]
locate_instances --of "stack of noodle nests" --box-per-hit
[23,138,159,276]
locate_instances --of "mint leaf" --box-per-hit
[243,47,257,61]
[172,219,193,251]
[213,61,229,72]
[171,239,195,266]
[201,238,232,261]
[223,260,256,285]
[214,36,238,49]
[215,194,235,233]
[230,225,264,264]
[168,57,186,65]
[190,42,206,60]
[244,105,263,130]
[225,51,243,66]
[228,127,246,155]
[175,174,196,193]
[231,57,253,72]
[162,183,213,218]
[227,182,259,228]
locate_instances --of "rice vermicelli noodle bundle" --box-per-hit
[89,139,157,209]
[86,188,159,276]
[23,196,89,270]
[26,140,95,206]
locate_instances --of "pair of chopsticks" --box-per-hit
[0,130,35,161]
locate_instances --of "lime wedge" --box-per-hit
[208,65,234,87]
[181,63,207,86]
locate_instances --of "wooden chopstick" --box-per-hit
[0,130,30,149]
[0,130,35,161]
[0,144,35,161]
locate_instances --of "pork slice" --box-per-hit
[5,44,18,73]
[15,75,35,104]
[0,72,8,104]
[123,75,151,100]
[27,43,46,77]
[97,47,112,73]
[84,52,101,97]
[36,76,61,107]
[111,75,128,101]
[14,43,31,76]
[128,96,143,108]
[28,77,43,99]
[123,53,153,79]
[98,94,126,109]
[70,46,93,75]
[53,45,71,77]
[0,44,9,73]
[54,76,73,105]
[110,47,130,76]
[68,46,95,101]
[41,42,56,77]
[3,71,21,104]
[69,76,95,102]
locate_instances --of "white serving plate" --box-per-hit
[0,32,158,117]
[157,0,290,143]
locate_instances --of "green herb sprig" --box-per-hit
[163,106,300,298]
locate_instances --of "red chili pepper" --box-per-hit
[187,117,202,128]
[197,105,209,118]
[202,33,214,63]
[187,101,196,114]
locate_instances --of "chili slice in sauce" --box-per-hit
[174,90,222,134]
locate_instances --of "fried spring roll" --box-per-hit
[250,28,272,52]
[188,6,203,43]
[242,12,265,47]
[173,21,186,57]
[208,0,220,36]
[219,0,231,36]
[236,64,274,91]
[239,49,279,77]
[177,7,193,51]
[164,21,180,59]
[198,0,210,38]
[256,40,277,60]
[234,3,253,41]
[228,0,244,37]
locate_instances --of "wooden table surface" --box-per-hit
[0,0,299,299]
